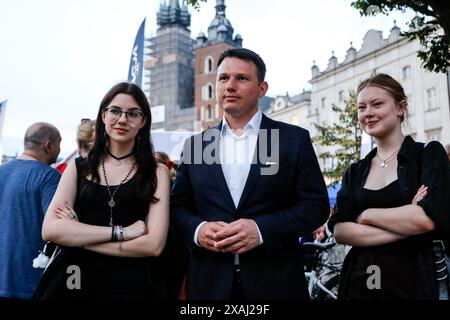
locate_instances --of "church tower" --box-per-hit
[146,0,195,131]
[193,0,243,130]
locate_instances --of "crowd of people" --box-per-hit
[0,48,449,301]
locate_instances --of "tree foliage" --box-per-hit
[351,0,450,74]
[186,0,207,10]
[313,91,362,181]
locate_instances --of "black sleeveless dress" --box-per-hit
[34,157,166,300]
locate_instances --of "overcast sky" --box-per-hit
[0,0,415,158]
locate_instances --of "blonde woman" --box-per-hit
[329,74,449,300]
[55,119,95,173]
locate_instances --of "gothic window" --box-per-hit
[207,83,214,100]
[206,104,213,120]
[202,83,214,101]
[204,56,214,74]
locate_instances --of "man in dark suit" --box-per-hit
[171,48,329,300]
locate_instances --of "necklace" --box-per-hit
[376,148,400,168]
[107,149,134,167]
[101,158,136,226]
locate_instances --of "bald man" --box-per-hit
[0,122,62,299]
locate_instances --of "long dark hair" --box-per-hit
[83,82,157,202]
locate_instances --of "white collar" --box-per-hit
[221,109,262,137]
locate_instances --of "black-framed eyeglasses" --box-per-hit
[104,107,144,124]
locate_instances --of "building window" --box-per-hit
[208,59,213,72]
[426,87,439,110]
[321,97,326,108]
[321,154,335,171]
[338,90,344,102]
[202,83,214,101]
[402,66,411,79]
[206,105,213,120]
[207,83,214,100]
[204,56,213,74]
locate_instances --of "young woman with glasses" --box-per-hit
[34,82,170,299]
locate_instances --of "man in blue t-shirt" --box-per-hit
[0,122,61,299]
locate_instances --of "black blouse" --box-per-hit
[329,136,450,236]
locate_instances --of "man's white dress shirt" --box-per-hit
[194,110,264,257]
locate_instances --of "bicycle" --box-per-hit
[301,240,343,300]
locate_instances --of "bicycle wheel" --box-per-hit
[316,274,340,300]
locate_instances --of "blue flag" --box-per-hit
[127,19,146,87]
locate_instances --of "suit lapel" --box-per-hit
[203,121,236,211]
[237,115,276,210]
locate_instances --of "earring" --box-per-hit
[136,135,141,150]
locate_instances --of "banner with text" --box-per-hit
[127,18,146,87]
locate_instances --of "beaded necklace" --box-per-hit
[101,158,136,226]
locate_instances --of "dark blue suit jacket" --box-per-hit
[171,114,329,299]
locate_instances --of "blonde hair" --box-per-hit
[77,119,96,154]
[155,151,176,179]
